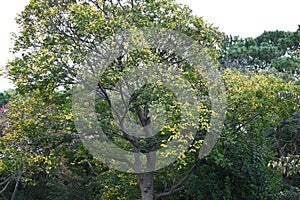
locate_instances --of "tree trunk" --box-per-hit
[138,172,154,200]
[133,101,156,200]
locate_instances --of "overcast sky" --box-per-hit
[1,0,299,92]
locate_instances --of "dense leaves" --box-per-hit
[185,70,299,200]
[4,0,224,199]
[1,0,299,199]
[219,26,300,77]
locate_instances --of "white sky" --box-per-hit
[0,0,299,92]
[0,0,29,92]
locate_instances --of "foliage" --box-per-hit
[219,26,300,77]
[185,70,299,200]
[0,89,110,199]
[5,0,225,199]
[2,0,300,199]
[9,0,223,93]
[271,186,300,200]
[0,91,12,108]
[0,104,9,135]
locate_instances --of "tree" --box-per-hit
[0,89,109,199]
[185,70,299,199]
[6,0,300,199]
[219,28,300,197]
[7,0,224,199]
[219,26,300,78]
[268,107,300,184]
[0,91,68,199]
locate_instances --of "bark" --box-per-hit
[138,172,154,200]
[135,144,156,200]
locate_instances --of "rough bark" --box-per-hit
[138,172,154,200]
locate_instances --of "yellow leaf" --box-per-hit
[65,113,73,120]
[160,144,167,148]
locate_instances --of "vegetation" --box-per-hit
[0,0,299,199]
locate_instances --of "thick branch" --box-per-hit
[97,82,112,106]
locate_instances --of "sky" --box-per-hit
[0,0,299,92]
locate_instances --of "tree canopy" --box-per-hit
[0,0,299,199]
[219,26,300,77]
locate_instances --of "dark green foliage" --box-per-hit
[219,26,300,75]
[186,132,283,200]
[271,109,300,157]
[0,91,11,107]
[271,186,300,200]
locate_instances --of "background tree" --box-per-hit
[0,90,109,199]
[219,26,300,78]
[218,27,300,199]
[186,70,299,200]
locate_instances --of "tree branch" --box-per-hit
[116,0,125,10]
[155,186,185,200]
[233,113,260,134]
[155,164,196,199]
[86,159,99,176]
[0,174,15,186]
[0,176,13,194]
[11,173,21,200]
[91,0,108,15]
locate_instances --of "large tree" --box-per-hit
[7,0,223,199]
[4,0,300,199]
